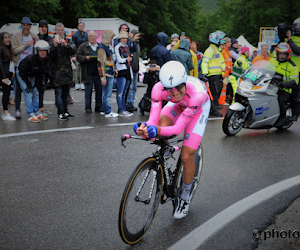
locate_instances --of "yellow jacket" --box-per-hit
[201,44,225,76]
[189,50,199,78]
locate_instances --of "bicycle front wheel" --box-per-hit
[175,143,203,202]
[118,158,163,244]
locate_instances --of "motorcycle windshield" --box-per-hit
[242,61,276,85]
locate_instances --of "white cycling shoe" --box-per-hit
[173,198,190,219]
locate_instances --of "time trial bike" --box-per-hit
[118,134,203,244]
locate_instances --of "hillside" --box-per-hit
[198,0,219,12]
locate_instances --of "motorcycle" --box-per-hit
[222,61,293,136]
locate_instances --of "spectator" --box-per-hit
[37,19,53,117]
[115,31,133,117]
[126,29,142,112]
[113,24,138,54]
[11,16,39,119]
[97,30,118,117]
[229,38,239,63]
[18,40,50,122]
[38,20,52,44]
[170,41,177,50]
[150,32,171,67]
[252,44,270,64]
[72,22,88,49]
[170,39,194,74]
[0,32,15,121]
[50,23,76,120]
[166,33,179,50]
[143,59,160,98]
[190,40,202,70]
[76,31,102,113]
[185,37,198,78]
[201,30,226,117]
[72,22,88,90]
[252,48,258,60]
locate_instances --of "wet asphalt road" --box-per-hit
[0,84,300,250]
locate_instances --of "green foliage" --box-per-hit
[1,0,300,55]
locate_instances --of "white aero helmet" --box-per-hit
[34,40,50,53]
[159,61,187,88]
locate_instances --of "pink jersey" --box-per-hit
[147,76,210,137]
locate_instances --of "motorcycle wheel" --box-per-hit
[222,109,245,136]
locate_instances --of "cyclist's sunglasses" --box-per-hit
[164,83,186,92]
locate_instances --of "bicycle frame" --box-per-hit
[121,135,183,204]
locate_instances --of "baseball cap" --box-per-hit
[171,33,179,40]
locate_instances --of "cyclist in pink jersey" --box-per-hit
[133,61,211,219]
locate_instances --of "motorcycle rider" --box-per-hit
[269,43,299,127]
[286,17,300,121]
[201,30,226,117]
[230,46,251,102]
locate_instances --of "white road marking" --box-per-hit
[0,126,94,139]
[168,175,300,250]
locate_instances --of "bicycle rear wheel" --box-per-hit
[175,144,203,202]
[118,158,163,244]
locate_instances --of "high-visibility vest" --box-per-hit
[201,44,225,76]
[221,47,233,77]
[269,57,299,94]
[232,54,250,79]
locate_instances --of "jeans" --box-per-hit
[116,77,130,113]
[126,72,138,107]
[101,76,114,114]
[16,68,39,117]
[14,69,22,110]
[55,85,70,114]
[85,75,102,110]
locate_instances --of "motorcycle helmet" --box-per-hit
[209,30,226,45]
[275,43,291,62]
[159,61,187,88]
[293,17,300,36]
[34,40,50,53]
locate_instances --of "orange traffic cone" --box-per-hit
[218,82,227,105]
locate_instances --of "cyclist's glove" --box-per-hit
[147,125,158,139]
[133,122,147,135]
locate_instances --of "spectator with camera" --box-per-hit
[50,23,77,121]
[138,60,160,115]
[126,29,142,113]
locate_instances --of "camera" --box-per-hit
[277,23,293,42]
[150,64,156,68]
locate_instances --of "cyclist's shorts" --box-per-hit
[161,100,211,150]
